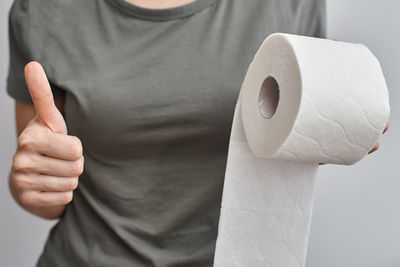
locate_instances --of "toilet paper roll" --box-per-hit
[213,33,390,267]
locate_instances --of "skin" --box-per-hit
[9,62,84,219]
[124,0,196,9]
[7,1,389,220]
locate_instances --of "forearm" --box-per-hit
[8,169,66,220]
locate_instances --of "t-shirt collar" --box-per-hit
[106,0,217,21]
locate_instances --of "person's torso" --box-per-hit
[11,0,324,266]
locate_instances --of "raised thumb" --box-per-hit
[24,61,67,134]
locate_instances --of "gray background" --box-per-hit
[0,0,399,266]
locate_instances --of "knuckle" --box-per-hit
[13,173,29,189]
[66,178,79,191]
[70,137,83,159]
[17,133,35,151]
[19,192,34,206]
[60,191,73,204]
[71,158,84,176]
[12,155,22,170]
[12,153,32,172]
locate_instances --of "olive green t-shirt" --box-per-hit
[7,0,325,266]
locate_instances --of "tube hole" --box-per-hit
[258,76,280,119]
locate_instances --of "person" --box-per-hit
[6,0,388,266]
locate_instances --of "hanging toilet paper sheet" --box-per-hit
[213,33,390,267]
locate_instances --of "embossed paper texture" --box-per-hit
[214,34,390,267]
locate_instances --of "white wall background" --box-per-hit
[0,1,399,266]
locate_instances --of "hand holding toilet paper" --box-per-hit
[214,33,390,267]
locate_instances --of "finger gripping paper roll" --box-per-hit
[213,33,390,267]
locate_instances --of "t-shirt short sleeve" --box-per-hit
[6,0,65,104]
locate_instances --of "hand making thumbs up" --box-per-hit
[11,62,84,210]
